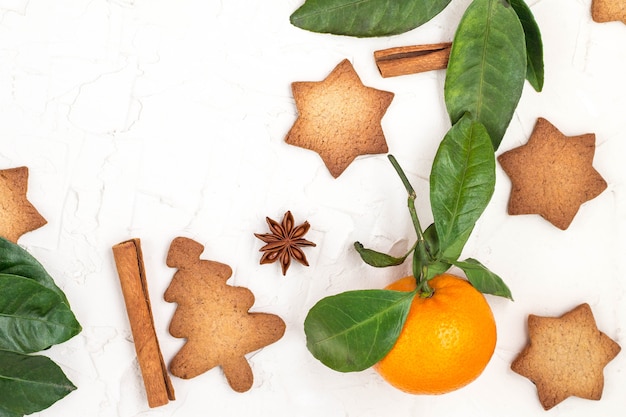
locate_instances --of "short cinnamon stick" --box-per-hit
[374,42,452,78]
[112,238,175,408]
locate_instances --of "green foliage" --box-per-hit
[430,113,495,260]
[444,0,527,150]
[308,138,511,370]
[0,238,80,416]
[353,241,411,267]
[0,351,76,416]
[305,289,415,372]
[0,275,81,353]
[510,0,544,92]
[299,0,540,372]
[290,0,452,37]
[453,258,513,299]
[0,238,69,303]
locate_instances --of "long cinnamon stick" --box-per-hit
[112,238,175,408]
[374,42,452,78]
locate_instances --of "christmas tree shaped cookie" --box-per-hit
[164,237,286,392]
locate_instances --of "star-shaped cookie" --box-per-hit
[511,303,621,410]
[591,0,626,24]
[497,118,607,230]
[285,59,394,178]
[0,166,47,242]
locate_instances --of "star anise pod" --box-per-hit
[254,211,316,275]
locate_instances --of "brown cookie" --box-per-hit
[164,237,286,392]
[498,118,607,230]
[285,59,394,178]
[592,0,626,24]
[0,166,47,242]
[511,303,621,410]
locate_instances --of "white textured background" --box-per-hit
[1,0,625,416]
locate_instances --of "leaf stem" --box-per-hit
[387,155,424,241]
[387,155,433,296]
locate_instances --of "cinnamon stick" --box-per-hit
[112,238,175,408]
[374,42,452,78]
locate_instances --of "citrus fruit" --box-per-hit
[374,273,497,394]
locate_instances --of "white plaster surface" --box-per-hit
[1,0,625,416]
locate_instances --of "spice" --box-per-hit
[112,238,175,407]
[254,211,316,275]
[374,43,452,78]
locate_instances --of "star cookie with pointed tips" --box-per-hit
[591,0,626,24]
[511,303,620,410]
[0,166,47,242]
[285,59,394,178]
[497,118,607,230]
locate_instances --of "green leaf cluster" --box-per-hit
[302,0,541,374]
[0,237,81,417]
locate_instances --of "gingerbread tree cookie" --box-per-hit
[0,166,47,242]
[512,303,620,410]
[498,118,607,230]
[285,59,394,178]
[164,237,286,392]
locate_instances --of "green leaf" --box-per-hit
[0,274,81,354]
[425,260,451,280]
[305,289,415,372]
[454,258,513,299]
[509,0,544,91]
[290,0,452,37]
[444,0,527,150]
[0,238,80,415]
[422,223,440,258]
[430,114,495,261]
[0,237,68,304]
[0,350,76,416]
[354,242,410,268]
[418,224,451,279]
[0,407,20,417]
[0,406,20,417]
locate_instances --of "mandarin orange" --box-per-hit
[374,273,496,394]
